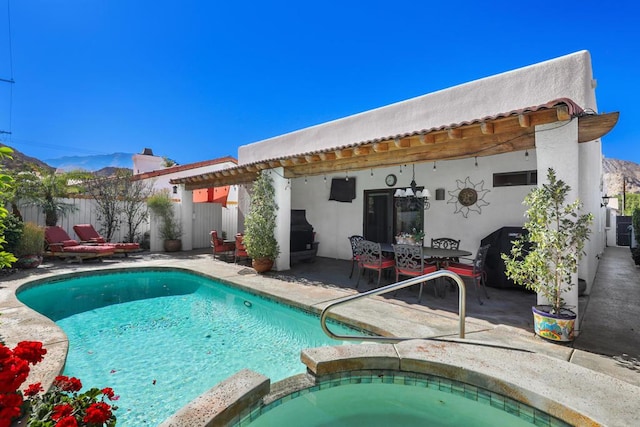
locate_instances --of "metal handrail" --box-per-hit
[321,270,466,342]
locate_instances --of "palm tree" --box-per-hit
[12,166,90,226]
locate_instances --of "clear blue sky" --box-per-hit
[0,1,638,166]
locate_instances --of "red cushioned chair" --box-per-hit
[446,244,491,304]
[73,224,140,256]
[356,240,395,289]
[234,233,250,265]
[45,226,116,263]
[392,244,439,302]
[210,230,235,261]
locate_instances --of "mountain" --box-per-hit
[603,158,640,195]
[0,144,54,172]
[44,152,135,171]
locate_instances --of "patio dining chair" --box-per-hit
[356,240,395,289]
[348,235,365,278]
[210,230,235,261]
[446,244,491,304]
[430,237,461,264]
[393,244,438,302]
[234,233,250,265]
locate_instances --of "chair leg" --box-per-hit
[356,267,362,289]
[349,259,355,278]
[481,271,490,299]
[474,277,484,305]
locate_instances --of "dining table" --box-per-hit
[380,243,472,260]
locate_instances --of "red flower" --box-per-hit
[24,382,44,397]
[101,387,115,400]
[55,415,79,427]
[0,356,30,393]
[0,392,23,425]
[83,402,112,424]
[51,403,74,420]
[0,345,12,363]
[53,375,83,392]
[13,341,47,365]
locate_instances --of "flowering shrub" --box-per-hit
[0,341,118,427]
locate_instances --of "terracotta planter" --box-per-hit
[16,254,43,269]
[252,257,274,273]
[163,239,182,252]
[532,305,576,342]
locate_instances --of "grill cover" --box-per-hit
[291,210,314,252]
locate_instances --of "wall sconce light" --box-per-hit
[435,188,445,200]
[601,195,610,208]
[172,185,178,194]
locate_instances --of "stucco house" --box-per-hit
[171,50,618,322]
[131,149,240,251]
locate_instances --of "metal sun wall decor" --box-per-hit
[447,177,490,218]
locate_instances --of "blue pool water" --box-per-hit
[18,269,358,426]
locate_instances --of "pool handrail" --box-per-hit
[321,270,466,342]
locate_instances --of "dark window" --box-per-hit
[493,170,538,187]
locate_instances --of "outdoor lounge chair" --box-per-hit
[73,224,140,256]
[45,226,116,262]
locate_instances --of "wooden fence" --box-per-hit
[18,198,238,251]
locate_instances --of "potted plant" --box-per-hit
[147,190,183,252]
[502,168,593,342]
[243,171,280,273]
[15,222,45,268]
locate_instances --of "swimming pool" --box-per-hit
[17,269,359,426]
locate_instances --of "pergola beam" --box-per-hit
[172,107,618,190]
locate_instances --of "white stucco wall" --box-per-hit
[294,151,536,262]
[239,51,597,165]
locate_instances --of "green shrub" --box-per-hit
[16,222,45,256]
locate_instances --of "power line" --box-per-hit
[1,0,14,137]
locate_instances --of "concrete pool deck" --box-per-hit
[1,245,638,424]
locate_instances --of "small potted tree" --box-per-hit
[243,171,280,273]
[147,190,183,252]
[502,168,593,342]
[15,222,45,268]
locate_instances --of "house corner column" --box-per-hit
[535,119,581,322]
[179,185,194,251]
[270,168,291,271]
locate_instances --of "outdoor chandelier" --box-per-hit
[394,164,431,210]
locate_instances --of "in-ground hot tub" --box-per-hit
[160,340,640,427]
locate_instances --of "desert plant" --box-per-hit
[15,222,45,257]
[243,171,280,261]
[502,168,593,315]
[11,167,90,226]
[147,190,182,240]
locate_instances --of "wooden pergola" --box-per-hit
[171,99,618,191]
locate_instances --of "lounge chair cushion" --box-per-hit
[73,224,140,252]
